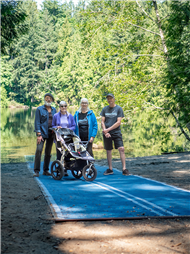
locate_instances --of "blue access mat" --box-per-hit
[26,159,190,221]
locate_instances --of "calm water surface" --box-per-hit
[1,108,189,163]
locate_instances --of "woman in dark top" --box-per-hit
[74,98,98,157]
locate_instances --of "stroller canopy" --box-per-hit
[50,127,79,140]
[57,128,76,137]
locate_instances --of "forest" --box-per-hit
[1,0,190,148]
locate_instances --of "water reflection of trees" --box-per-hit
[1,108,35,137]
[1,108,37,163]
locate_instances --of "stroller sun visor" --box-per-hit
[58,128,77,137]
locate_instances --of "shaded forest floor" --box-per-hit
[1,153,190,254]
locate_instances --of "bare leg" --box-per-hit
[118,147,126,170]
[106,150,112,170]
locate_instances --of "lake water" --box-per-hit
[1,107,189,163]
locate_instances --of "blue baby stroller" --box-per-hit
[50,128,97,181]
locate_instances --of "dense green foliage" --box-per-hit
[0,86,9,108]
[1,0,190,146]
[164,1,190,127]
[1,0,28,54]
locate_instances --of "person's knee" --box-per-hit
[36,144,43,153]
[45,154,51,157]
[107,150,112,154]
[118,146,125,153]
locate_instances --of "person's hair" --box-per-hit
[78,98,90,113]
[59,101,67,107]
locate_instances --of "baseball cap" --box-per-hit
[106,93,115,98]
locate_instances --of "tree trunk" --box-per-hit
[152,0,168,55]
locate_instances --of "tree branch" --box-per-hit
[170,110,190,141]
[160,14,170,21]
[136,0,156,22]
[143,102,167,110]
[144,102,190,141]
[152,0,168,54]
[125,21,160,36]
[85,24,103,42]
[123,54,164,59]
[92,53,165,92]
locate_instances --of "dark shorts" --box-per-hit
[103,133,124,150]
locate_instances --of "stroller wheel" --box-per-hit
[71,170,82,179]
[82,164,97,181]
[51,160,64,180]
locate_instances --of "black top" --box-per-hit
[48,112,53,128]
[48,112,53,136]
[100,105,124,135]
[78,112,88,140]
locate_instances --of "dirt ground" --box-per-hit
[1,153,190,254]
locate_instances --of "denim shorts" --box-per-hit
[103,133,124,150]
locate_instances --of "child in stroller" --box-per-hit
[50,127,97,181]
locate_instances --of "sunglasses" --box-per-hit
[60,105,67,108]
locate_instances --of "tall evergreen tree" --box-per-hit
[36,9,59,96]
[43,0,63,26]
[10,0,61,104]
[11,0,41,104]
[56,17,103,108]
[1,0,28,54]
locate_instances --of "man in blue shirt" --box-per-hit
[33,93,57,177]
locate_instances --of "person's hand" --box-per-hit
[105,133,111,138]
[57,126,62,129]
[89,137,94,143]
[37,136,44,144]
[103,128,109,135]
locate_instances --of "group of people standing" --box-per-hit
[33,93,130,177]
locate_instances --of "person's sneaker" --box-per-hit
[33,172,39,177]
[104,169,113,175]
[123,169,130,175]
[43,171,52,176]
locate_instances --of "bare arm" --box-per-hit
[101,116,106,131]
[103,117,122,135]
[101,116,111,138]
